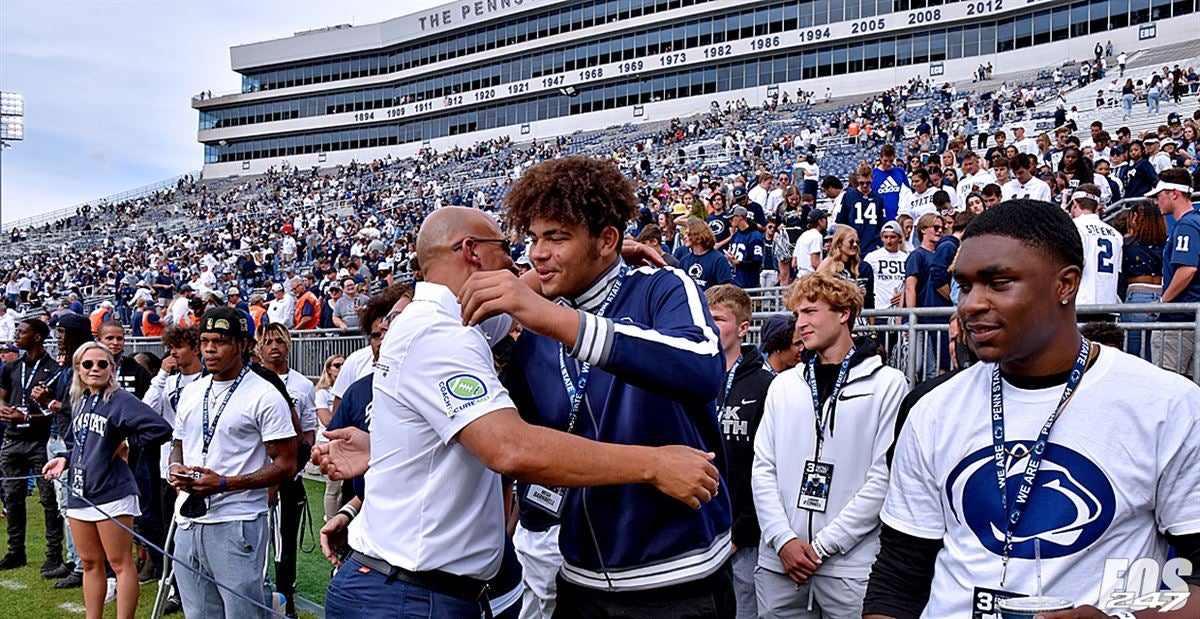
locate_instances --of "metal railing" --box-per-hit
[123,328,368,381]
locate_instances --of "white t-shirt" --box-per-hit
[957,170,996,204]
[314,387,333,443]
[330,346,374,400]
[349,282,513,580]
[899,188,939,221]
[1073,213,1123,305]
[279,370,318,435]
[792,228,825,275]
[882,349,1200,618]
[173,370,296,524]
[144,370,201,477]
[863,247,910,309]
[1002,177,1052,202]
[267,294,295,328]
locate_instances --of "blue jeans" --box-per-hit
[326,556,484,619]
[1124,288,1161,361]
[1122,93,1134,116]
[174,514,271,619]
[1147,89,1161,114]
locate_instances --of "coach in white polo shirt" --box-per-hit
[317,206,721,619]
[167,308,298,619]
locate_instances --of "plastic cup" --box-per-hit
[997,596,1074,618]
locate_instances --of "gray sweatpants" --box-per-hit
[754,566,866,619]
[174,513,270,619]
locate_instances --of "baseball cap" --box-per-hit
[1146,180,1195,197]
[200,307,250,339]
[1143,136,1159,144]
[732,186,749,201]
[1011,122,1026,131]
[271,283,283,292]
[57,313,91,331]
[180,284,193,293]
[1161,138,1177,147]
[671,203,688,216]
[809,209,830,220]
[730,206,750,219]
[881,221,904,236]
[758,313,794,354]
[1168,112,1182,124]
[227,286,241,297]
[0,344,18,354]
[328,281,342,291]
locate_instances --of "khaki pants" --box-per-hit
[1151,330,1195,377]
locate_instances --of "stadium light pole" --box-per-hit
[0,91,26,234]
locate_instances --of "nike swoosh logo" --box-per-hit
[619,317,634,323]
[740,399,757,405]
[839,393,870,401]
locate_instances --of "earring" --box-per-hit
[1061,299,1068,305]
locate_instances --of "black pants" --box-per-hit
[132,449,165,574]
[553,561,735,619]
[0,437,63,560]
[275,476,306,612]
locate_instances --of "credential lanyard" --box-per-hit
[70,393,102,486]
[805,346,855,457]
[559,265,627,433]
[721,355,742,411]
[20,356,45,403]
[992,337,1091,586]
[201,365,249,465]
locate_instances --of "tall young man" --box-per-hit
[0,318,63,573]
[168,308,299,619]
[1151,169,1200,375]
[864,200,1200,619]
[872,144,911,221]
[256,322,318,618]
[838,169,887,254]
[707,284,774,619]
[753,273,908,617]
[458,157,735,616]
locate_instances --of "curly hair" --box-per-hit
[785,272,864,326]
[504,156,639,237]
[162,324,199,350]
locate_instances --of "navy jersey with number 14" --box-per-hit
[837,188,887,254]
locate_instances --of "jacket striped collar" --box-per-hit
[564,258,625,313]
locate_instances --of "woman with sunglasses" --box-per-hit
[315,354,344,522]
[818,227,875,312]
[43,342,173,619]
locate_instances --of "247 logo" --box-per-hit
[1098,557,1192,612]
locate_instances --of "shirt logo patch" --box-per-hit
[444,374,487,401]
[945,441,1115,559]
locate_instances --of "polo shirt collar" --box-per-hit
[413,281,460,314]
[566,258,625,313]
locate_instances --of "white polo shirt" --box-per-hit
[349,282,513,580]
[174,369,296,524]
[330,346,374,400]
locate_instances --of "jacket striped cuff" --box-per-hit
[560,529,732,592]
[569,310,614,367]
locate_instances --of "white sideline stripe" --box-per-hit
[58,602,86,613]
[0,579,27,590]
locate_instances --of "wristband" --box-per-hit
[811,538,831,561]
[50,400,60,413]
[336,505,358,521]
[219,476,227,492]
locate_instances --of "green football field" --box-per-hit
[0,478,333,617]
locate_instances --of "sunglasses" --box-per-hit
[929,225,945,232]
[81,359,110,370]
[331,362,343,369]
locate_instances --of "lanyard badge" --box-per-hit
[201,365,249,467]
[526,266,628,517]
[992,337,1091,587]
[798,347,855,513]
[70,393,101,496]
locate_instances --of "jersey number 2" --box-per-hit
[1097,238,1114,274]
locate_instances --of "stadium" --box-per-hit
[0,0,1198,617]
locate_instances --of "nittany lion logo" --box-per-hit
[687,263,704,279]
[945,441,1115,559]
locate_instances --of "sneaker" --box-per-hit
[104,577,117,603]
[137,559,156,584]
[163,596,182,615]
[41,560,70,579]
[0,553,26,570]
[54,571,83,589]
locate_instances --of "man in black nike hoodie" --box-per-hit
[706,285,776,619]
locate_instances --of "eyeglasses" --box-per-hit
[81,359,110,370]
[452,237,511,254]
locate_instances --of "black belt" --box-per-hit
[348,550,492,612]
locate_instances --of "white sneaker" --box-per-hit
[105,577,117,603]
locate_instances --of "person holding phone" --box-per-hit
[43,342,173,619]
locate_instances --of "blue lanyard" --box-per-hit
[70,393,102,482]
[805,346,856,456]
[20,356,45,401]
[169,373,193,412]
[201,365,249,461]
[992,337,1092,586]
[558,265,627,433]
[721,355,742,411]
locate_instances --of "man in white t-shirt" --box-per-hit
[314,207,722,619]
[863,222,910,311]
[956,151,995,205]
[1070,185,1123,307]
[863,200,1200,619]
[1011,124,1038,156]
[167,308,299,619]
[266,283,295,328]
[792,209,829,277]
[1002,154,1053,202]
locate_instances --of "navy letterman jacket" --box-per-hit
[510,259,732,592]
